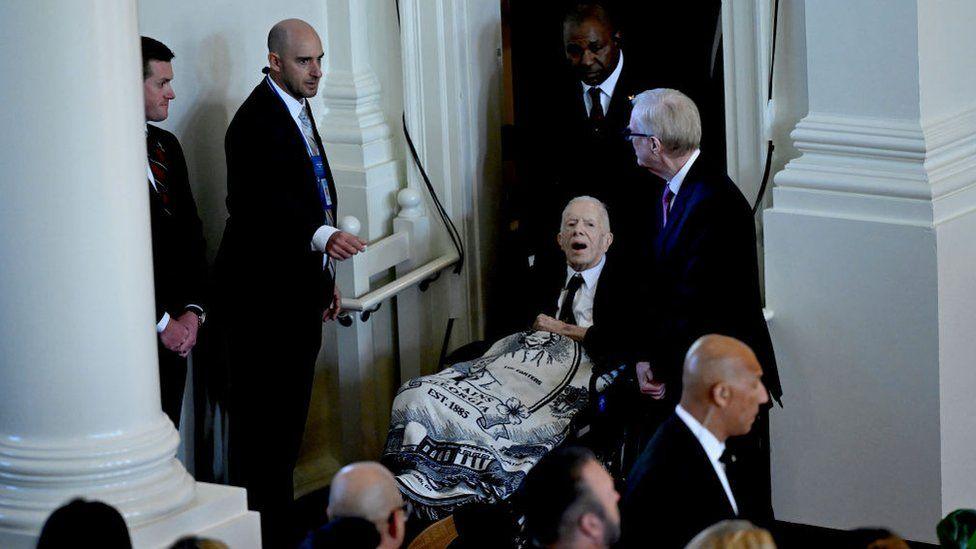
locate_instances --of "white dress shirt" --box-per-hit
[663,148,701,211]
[581,51,624,118]
[555,255,605,329]
[265,76,338,253]
[674,403,738,515]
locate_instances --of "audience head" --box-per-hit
[141,36,176,122]
[521,446,620,548]
[562,2,621,86]
[266,19,324,100]
[680,335,768,442]
[685,520,776,549]
[629,88,702,177]
[37,498,132,549]
[850,528,910,549]
[558,196,613,272]
[169,536,230,549]
[327,461,407,549]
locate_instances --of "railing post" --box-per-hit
[393,190,431,381]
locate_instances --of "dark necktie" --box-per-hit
[661,186,675,227]
[147,137,172,215]
[588,87,605,122]
[719,447,741,511]
[558,273,584,325]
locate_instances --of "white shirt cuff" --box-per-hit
[156,312,171,333]
[311,224,340,252]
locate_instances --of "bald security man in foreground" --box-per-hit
[215,18,365,545]
[325,462,408,549]
[619,335,770,549]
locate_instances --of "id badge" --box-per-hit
[311,155,333,210]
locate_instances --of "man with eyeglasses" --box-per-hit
[627,88,782,524]
[324,462,409,549]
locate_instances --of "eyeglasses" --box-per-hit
[621,129,654,142]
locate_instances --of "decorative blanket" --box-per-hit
[382,331,594,520]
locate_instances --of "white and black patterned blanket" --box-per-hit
[382,331,593,520]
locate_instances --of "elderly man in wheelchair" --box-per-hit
[383,196,656,521]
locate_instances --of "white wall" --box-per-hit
[138,1,334,263]
[917,0,976,123]
[766,0,976,542]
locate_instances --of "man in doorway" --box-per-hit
[215,18,366,546]
[141,36,208,429]
[519,1,656,272]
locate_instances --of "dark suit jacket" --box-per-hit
[519,55,660,267]
[641,157,782,403]
[620,413,741,549]
[527,254,636,365]
[216,76,337,315]
[146,124,208,322]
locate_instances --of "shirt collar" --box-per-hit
[565,254,606,289]
[675,403,725,462]
[582,50,624,102]
[667,148,701,197]
[266,75,306,121]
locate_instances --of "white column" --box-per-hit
[316,0,402,466]
[765,0,976,542]
[0,2,258,547]
[319,0,400,240]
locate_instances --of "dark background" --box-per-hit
[489,0,726,338]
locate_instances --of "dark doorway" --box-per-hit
[489,0,726,339]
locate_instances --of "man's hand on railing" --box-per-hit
[324,286,342,322]
[326,231,367,260]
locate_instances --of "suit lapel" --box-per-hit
[659,157,706,255]
[672,414,738,517]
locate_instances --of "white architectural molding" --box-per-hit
[319,0,400,241]
[774,103,976,225]
[722,0,774,203]
[0,420,193,532]
[764,1,976,541]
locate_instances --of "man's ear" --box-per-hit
[711,383,730,407]
[579,512,604,542]
[389,509,406,542]
[602,231,614,252]
[557,231,567,249]
[267,52,281,72]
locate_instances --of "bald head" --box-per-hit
[266,19,324,100]
[680,335,768,440]
[328,462,403,523]
[268,19,316,54]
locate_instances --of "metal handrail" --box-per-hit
[340,252,460,313]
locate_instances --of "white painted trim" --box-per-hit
[398,0,497,342]
[722,0,773,204]
[773,103,976,225]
